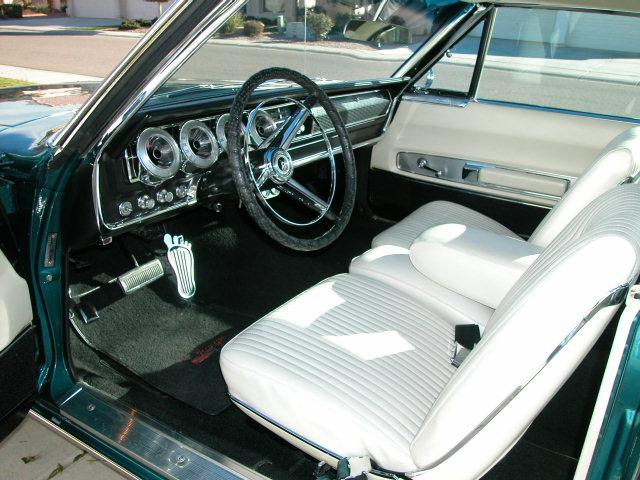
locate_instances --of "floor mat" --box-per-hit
[72,279,248,415]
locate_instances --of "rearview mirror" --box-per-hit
[343,19,412,46]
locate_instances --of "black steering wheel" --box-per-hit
[227,68,357,252]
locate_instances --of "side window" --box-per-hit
[413,21,485,96]
[477,8,640,120]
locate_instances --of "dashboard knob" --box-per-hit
[156,189,174,204]
[137,194,156,210]
[175,185,189,199]
[118,201,133,217]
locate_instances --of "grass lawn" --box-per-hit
[0,77,34,89]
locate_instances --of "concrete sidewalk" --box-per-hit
[0,65,100,84]
[0,415,127,480]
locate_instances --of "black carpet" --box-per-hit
[71,279,247,415]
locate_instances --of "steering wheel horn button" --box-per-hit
[269,148,294,184]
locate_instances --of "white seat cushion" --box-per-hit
[350,245,494,327]
[371,200,519,250]
[220,273,458,472]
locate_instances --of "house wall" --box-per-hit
[68,0,174,19]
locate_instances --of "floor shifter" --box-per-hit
[164,234,197,299]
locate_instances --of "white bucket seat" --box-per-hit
[220,184,640,480]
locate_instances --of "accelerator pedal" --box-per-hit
[164,233,196,299]
[118,258,164,294]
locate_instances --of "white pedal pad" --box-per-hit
[164,234,196,299]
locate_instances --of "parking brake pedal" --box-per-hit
[164,234,196,299]
[118,258,164,294]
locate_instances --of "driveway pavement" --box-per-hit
[0,415,127,480]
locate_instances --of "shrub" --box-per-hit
[1,4,23,18]
[332,12,353,33]
[245,15,276,26]
[28,4,51,14]
[244,20,264,37]
[306,12,333,40]
[219,12,244,34]
[119,19,142,30]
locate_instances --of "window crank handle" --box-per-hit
[417,158,442,177]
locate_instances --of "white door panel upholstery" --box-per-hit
[0,249,32,351]
[371,100,632,207]
[220,184,640,479]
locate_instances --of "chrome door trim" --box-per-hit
[393,4,483,78]
[397,152,575,202]
[29,410,140,480]
[402,93,469,108]
[58,386,266,480]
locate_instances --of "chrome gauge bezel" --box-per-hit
[179,120,220,170]
[215,113,231,153]
[136,127,181,184]
[248,109,277,146]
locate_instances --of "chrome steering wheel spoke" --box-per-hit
[244,96,336,227]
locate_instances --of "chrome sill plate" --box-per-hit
[59,386,267,480]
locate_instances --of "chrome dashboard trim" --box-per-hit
[95,89,389,233]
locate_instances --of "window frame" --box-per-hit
[406,5,640,125]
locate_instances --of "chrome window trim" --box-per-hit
[476,98,640,125]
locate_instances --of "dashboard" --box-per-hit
[94,85,395,234]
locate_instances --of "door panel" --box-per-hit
[0,248,32,351]
[371,99,633,208]
[0,241,36,423]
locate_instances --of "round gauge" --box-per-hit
[248,109,277,146]
[179,120,219,170]
[215,114,231,153]
[136,127,181,184]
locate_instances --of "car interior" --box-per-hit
[57,3,640,480]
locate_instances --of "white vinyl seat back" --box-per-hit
[411,184,640,471]
[528,127,640,247]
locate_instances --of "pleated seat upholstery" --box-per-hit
[220,184,640,479]
[220,273,458,472]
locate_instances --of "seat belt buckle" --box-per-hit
[451,324,481,367]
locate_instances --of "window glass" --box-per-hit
[164,0,467,88]
[477,8,640,120]
[414,21,483,94]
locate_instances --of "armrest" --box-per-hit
[409,224,542,308]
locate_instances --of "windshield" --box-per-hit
[165,0,465,88]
